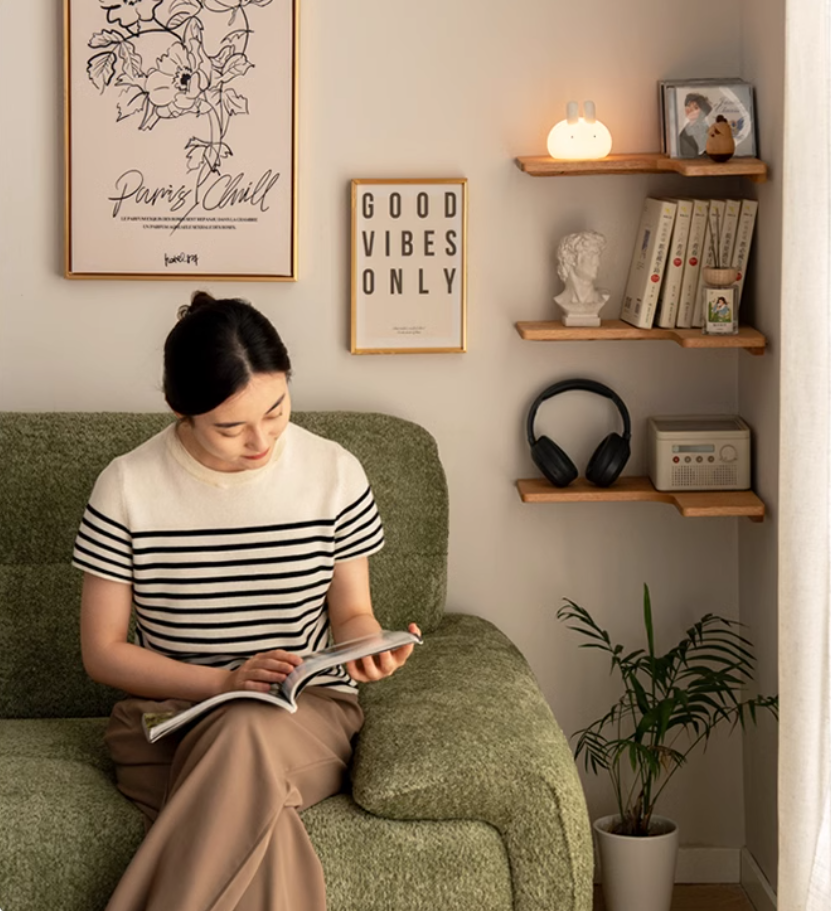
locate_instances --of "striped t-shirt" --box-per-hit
[71,421,385,695]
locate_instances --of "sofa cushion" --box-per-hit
[303,795,513,911]
[0,717,114,770]
[0,567,126,719]
[0,754,145,911]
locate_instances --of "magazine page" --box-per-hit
[280,629,422,703]
[142,629,422,743]
[142,689,293,743]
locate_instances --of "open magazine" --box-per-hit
[142,629,422,743]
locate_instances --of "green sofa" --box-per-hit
[0,411,593,911]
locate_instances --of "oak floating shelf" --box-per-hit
[517,477,765,522]
[515,152,768,183]
[515,320,766,355]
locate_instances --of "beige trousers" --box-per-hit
[103,687,364,911]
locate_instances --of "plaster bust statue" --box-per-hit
[554,231,610,327]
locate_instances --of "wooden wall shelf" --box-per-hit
[517,477,765,522]
[515,152,768,183]
[515,320,766,355]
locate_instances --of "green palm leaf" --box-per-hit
[557,584,778,833]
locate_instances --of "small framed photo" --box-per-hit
[660,79,757,160]
[351,178,467,354]
[703,286,737,335]
[64,0,298,280]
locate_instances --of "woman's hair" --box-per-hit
[164,291,292,416]
[684,92,712,116]
[556,231,606,282]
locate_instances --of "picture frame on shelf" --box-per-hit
[64,0,298,280]
[659,78,757,160]
[350,178,467,355]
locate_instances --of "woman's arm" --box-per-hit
[326,557,419,683]
[80,573,301,700]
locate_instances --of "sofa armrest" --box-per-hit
[351,613,593,911]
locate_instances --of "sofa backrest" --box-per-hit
[0,412,448,719]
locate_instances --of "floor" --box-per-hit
[593,884,755,910]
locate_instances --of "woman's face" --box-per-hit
[685,100,701,122]
[177,371,291,472]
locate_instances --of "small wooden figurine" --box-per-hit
[705,115,736,162]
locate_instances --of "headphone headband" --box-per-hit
[526,378,632,447]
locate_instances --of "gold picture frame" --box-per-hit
[64,0,299,281]
[351,178,468,354]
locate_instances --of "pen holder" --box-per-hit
[701,267,739,335]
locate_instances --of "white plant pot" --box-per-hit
[593,815,679,911]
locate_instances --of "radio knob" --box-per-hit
[720,445,738,463]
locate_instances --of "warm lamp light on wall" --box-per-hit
[547,101,613,160]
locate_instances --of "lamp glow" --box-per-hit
[547,100,613,161]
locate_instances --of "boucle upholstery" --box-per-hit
[0,411,592,911]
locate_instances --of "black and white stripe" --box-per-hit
[73,504,133,583]
[72,487,384,686]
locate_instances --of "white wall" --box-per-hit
[739,0,785,893]
[1,0,767,861]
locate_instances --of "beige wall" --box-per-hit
[1,0,776,865]
[739,0,784,892]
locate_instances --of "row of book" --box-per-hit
[620,197,758,330]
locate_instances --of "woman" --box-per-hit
[73,291,418,911]
[678,91,712,158]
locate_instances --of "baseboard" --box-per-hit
[741,848,777,911]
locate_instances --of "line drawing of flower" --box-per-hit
[202,0,273,12]
[99,0,163,30]
[146,42,210,118]
[86,0,265,206]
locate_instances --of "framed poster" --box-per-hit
[351,179,467,354]
[64,0,298,280]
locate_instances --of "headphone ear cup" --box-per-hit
[586,433,630,488]
[531,436,578,488]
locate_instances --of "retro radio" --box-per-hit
[647,416,751,492]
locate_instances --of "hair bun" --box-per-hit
[177,290,216,321]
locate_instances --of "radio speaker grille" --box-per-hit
[671,464,738,488]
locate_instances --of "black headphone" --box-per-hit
[526,379,631,488]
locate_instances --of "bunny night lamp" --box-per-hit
[547,101,613,160]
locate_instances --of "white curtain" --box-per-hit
[779,2,831,909]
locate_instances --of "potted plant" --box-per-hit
[557,584,778,911]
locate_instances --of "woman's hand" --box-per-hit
[345,623,422,684]
[222,649,304,694]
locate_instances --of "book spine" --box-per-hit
[732,199,758,308]
[656,199,693,328]
[620,198,678,329]
[620,200,657,328]
[693,199,726,327]
[659,83,667,155]
[639,201,678,329]
[676,200,710,328]
[719,199,742,272]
